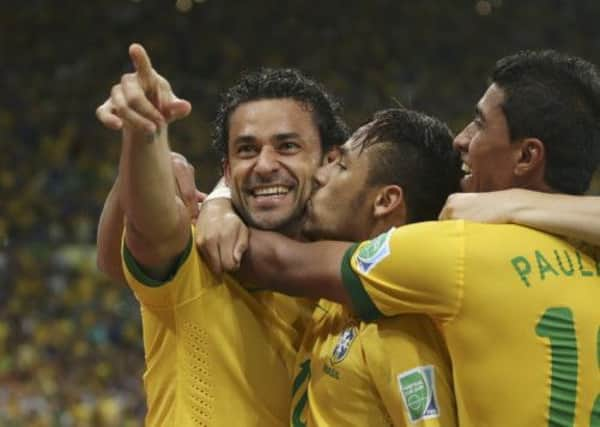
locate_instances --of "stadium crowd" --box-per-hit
[0,246,145,426]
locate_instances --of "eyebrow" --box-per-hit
[232,132,302,145]
[232,135,256,145]
[274,132,302,142]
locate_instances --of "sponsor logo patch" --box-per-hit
[356,228,394,273]
[397,365,439,423]
[330,326,357,365]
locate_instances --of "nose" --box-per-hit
[254,146,279,176]
[453,122,473,153]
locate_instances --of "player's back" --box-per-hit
[344,220,600,426]
[451,223,600,426]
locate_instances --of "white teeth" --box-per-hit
[253,186,290,196]
[462,163,472,174]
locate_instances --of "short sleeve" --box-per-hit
[122,226,219,308]
[341,221,465,323]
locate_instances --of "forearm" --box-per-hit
[119,126,189,273]
[120,127,182,241]
[240,229,353,305]
[96,175,126,284]
[508,190,600,245]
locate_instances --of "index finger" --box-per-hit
[129,43,154,89]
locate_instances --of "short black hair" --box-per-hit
[492,50,600,194]
[213,68,349,161]
[353,108,461,223]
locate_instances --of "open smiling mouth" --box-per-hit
[251,185,291,197]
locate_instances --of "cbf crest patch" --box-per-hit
[356,227,395,273]
[330,326,358,365]
[397,365,440,423]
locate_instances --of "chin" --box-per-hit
[252,211,302,232]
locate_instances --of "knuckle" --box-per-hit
[171,152,186,162]
[120,73,134,85]
[114,102,128,116]
[110,84,121,96]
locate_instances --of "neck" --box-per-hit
[516,179,557,194]
[368,217,404,240]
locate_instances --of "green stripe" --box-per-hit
[123,236,193,287]
[340,243,382,322]
[292,359,310,397]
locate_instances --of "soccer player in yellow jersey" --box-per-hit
[289,109,461,426]
[239,50,600,426]
[95,44,349,425]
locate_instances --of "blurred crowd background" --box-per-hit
[2,1,600,425]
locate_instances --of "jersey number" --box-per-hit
[292,360,311,427]
[536,307,600,426]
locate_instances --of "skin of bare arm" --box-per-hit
[96,175,127,284]
[440,189,600,245]
[96,154,204,284]
[239,228,353,306]
[195,177,249,276]
[120,127,190,279]
[116,44,191,280]
[96,42,204,282]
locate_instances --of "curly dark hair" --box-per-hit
[492,50,600,194]
[213,68,349,162]
[353,108,461,223]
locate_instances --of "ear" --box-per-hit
[223,159,231,186]
[373,185,404,219]
[514,138,545,176]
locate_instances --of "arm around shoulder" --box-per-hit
[507,190,600,246]
[441,189,600,246]
[239,229,354,306]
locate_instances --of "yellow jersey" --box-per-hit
[291,299,456,426]
[122,229,311,426]
[342,220,600,427]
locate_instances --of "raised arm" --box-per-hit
[239,228,353,305]
[96,175,126,283]
[440,189,600,245]
[95,44,202,283]
[115,44,191,280]
[96,154,203,284]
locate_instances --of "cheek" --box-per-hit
[470,138,493,164]
[228,163,252,184]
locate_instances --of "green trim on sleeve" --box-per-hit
[340,243,383,322]
[123,236,193,287]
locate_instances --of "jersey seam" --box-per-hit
[445,219,465,324]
